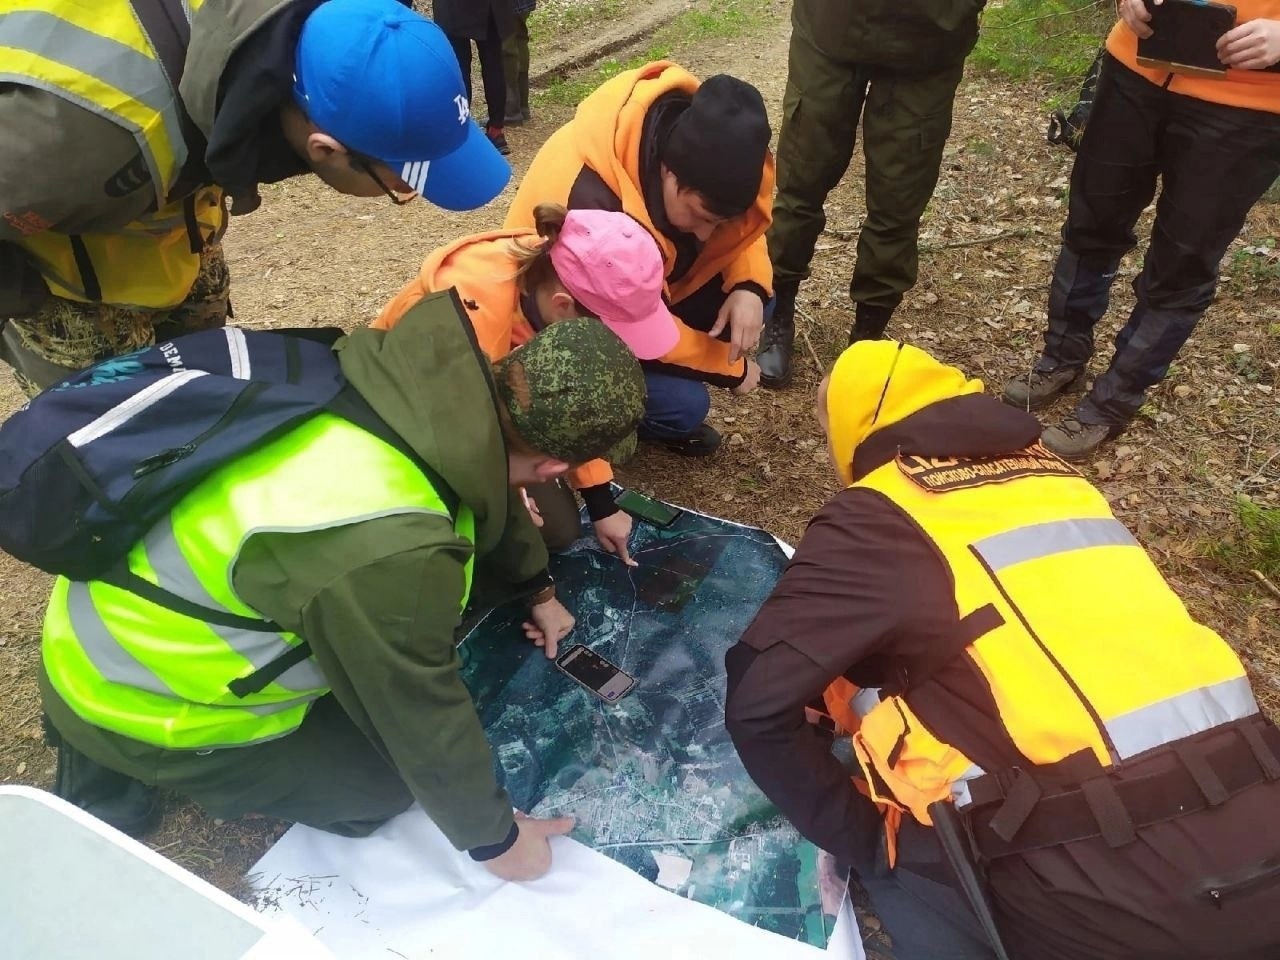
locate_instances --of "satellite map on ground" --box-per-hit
[459,505,839,948]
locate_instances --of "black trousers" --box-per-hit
[445,12,506,129]
[842,791,998,960]
[43,667,414,838]
[1039,55,1280,425]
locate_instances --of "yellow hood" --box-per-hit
[825,341,985,486]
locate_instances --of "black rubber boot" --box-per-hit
[849,303,894,344]
[46,715,161,837]
[642,422,722,457]
[758,281,798,389]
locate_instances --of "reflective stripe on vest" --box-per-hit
[972,514,1257,761]
[1,0,230,308]
[1106,675,1257,761]
[972,517,1138,571]
[43,413,474,749]
[0,0,195,204]
[65,514,329,695]
[832,451,1254,829]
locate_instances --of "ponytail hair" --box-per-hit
[507,202,568,294]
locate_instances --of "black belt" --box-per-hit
[966,718,1280,861]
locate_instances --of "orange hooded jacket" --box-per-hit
[1106,0,1280,113]
[502,62,775,313]
[373,229,613,489]
[376,228,754,491]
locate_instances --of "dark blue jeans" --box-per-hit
[1039,55,1280,426]
[638,371,711,441]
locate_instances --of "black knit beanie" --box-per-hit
[661,75,771,218]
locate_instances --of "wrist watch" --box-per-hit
[529,583,556,606]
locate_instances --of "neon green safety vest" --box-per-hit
[43,413,476,750]
[0,0,228,307]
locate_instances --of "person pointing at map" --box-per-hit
[726,340,1280,958]
[37,304,646,882]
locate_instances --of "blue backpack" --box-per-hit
[0,324,450,581]
[0,325,454,695]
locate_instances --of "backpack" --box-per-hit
[0,325,456,696]
[0,323,454,588]
[1047,49,1104,152]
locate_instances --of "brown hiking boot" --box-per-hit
[1041,417,1124,461]
[1001,364,1084,411]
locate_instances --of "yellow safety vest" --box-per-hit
[42,413,476,750]
[823,443,1256,834]
[0,0,227,308]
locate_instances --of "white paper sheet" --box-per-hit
[249,806,864,960]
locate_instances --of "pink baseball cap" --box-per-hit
[548,209,680,360]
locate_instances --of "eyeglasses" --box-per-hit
[350,153,419,206]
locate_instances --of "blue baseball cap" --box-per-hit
[293,0,510,211]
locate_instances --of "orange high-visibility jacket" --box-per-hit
[502,62,775,310]
[1106,0,1280,113]
[375,228,751,488]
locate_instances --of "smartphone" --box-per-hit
[555,645,637,703]
[1136,0,1237,78]
[614,489,682,529]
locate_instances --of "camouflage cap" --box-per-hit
[493,318,646,464]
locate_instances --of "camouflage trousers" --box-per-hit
[1,242,230,397]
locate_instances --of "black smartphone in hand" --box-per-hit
[1136,0,1237,77]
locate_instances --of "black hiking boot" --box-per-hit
[642,422,722,457]
[758,282,798,389]
[849,304,893,344]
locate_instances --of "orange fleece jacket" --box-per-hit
[1106,1,1280,113]
[502,61,775,311]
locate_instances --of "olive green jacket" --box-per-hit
[229,292,549,850]
[793,0,986,71]
[44,292,548,851]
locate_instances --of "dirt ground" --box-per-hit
[2,0,1279,941]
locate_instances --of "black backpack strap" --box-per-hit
[226,642,313,698]
[98,563,280,632]
[325,384,461,517]
[128,0,209,196]
[97,563,312,699]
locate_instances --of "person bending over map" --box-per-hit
[40,311,644,882]
[725,340,1280,959]
[376,204,742,564]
